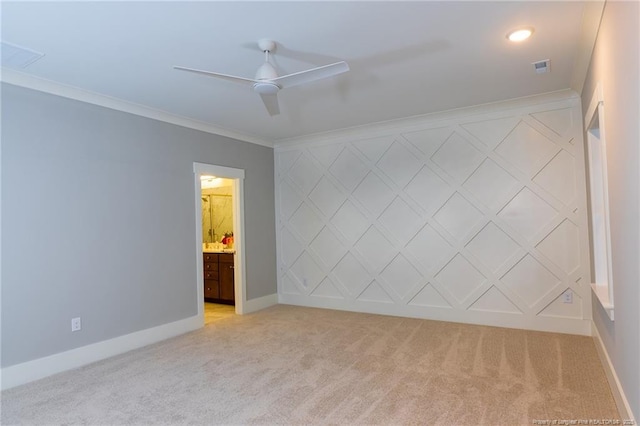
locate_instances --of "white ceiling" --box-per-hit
[2,1,592,144]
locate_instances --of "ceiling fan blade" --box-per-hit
[272,61,349,89]
[173,66,256,86]
[260,93,280,116]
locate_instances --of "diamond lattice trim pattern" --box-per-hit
[276,100,589,332]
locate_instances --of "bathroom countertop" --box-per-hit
[203,249,235,254]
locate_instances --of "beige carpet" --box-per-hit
[1,305,619,425]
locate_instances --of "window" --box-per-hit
[585,83,614,320]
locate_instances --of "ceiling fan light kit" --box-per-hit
[253,82,280,95]
[174,39,349,116]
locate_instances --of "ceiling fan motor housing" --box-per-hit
[253,61,280,94]
[255,62,278,80]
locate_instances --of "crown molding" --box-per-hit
[0,68,273,148]
[274,89,579,149]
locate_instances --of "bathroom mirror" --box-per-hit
[201,177,234,244]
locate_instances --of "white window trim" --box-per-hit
[584,83,614,320]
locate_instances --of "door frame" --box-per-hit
[193,162,247,318]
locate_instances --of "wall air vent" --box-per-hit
[1,41,45,68]
[532,59,550,74]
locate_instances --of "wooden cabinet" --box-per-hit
[219,254,235,302]
[203,252,235,305]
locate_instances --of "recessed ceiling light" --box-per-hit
[200,175,217,180]
[507,27,534,42]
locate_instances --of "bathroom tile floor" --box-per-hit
[204,302,235,325]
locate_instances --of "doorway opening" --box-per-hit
[193,163,247,325]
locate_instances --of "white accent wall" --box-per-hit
[275,93,592,335]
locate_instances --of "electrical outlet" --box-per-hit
[71,317,82,332]
[562,291,573,304]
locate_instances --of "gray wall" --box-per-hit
[1,84,277,367]
[581,1,639,418]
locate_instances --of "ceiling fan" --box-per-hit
[174,39,349,116]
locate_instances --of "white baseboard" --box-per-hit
[278,294,592,336]
[591,321,635,421]
[243,293,278,314]
[0,315,202,391]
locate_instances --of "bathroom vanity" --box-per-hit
[203,251,235,305]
